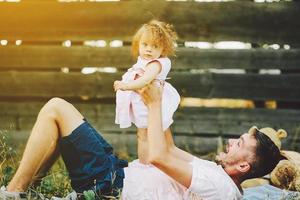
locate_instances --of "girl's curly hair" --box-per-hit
[131,20,178,58]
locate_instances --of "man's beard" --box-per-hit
[215,143,229,166]
[215,152,227,168]
[215,153,223,165]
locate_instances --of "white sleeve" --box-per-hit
[188,157,242,200]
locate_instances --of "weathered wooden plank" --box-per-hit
[1,46,300,70]
[0,2,299,43]
[175,48,300,71]
[0,46,134,70]
[0,71,300,101]
[171,73,300,101]
[0,71,117,99]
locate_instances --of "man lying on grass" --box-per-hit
[1,82,286,200]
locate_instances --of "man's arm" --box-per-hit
[142,83,193,188]
[165,129,194,163]
[114,61,161,91]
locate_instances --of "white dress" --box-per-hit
[115,56,180,131]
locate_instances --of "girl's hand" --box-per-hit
[114,80,126,91]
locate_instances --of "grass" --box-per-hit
[0,130,72,199]
[0,130,18,187]
[0,130,125,199]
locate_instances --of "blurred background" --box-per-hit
[0,0,300,160]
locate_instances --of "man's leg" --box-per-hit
[7,97,84,192]
[137,128,149,164]
[31,146,60,187]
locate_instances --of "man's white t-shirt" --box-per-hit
[187,157,243,200]
[122,157,242,200]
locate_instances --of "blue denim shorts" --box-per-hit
[59,119,128,197]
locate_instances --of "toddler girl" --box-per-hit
[114,20,180,161]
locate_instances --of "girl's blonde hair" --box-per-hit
[131,20,178,58]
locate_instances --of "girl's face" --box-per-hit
[139,32,163,60]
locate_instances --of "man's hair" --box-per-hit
[245,130,283,179]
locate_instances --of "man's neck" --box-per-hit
[219,163,244,194]
[223,166,244,194]
[230,175,243,194]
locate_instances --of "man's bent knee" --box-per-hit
[45,98,84,137]
[46,97,69,110]
[39,98,68,119]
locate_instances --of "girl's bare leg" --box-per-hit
[7,98,84,192]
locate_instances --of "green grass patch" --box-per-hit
[0,130,127,199]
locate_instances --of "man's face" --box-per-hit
[216,133,257,172]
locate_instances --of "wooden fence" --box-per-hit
[0,0,300,156]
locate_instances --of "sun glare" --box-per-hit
[0,0,21,2]
[84,40,107,47]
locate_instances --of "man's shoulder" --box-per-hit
[190,158,242,199]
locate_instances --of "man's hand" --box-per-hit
[113,80,127,91]
[139,80,164,107]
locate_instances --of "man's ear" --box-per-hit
[237,161,251,173]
